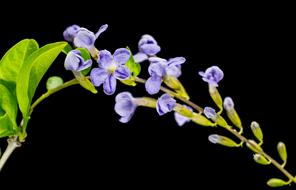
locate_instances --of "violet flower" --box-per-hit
[63,24,108,56]
[115,92,137,123]
[134,34,161,63]
[198,66,224,87]
[64,50,92,71]
[90,48,131,95]
[156,94,176,116]
[145,57,186,94]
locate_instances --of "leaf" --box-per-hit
[46,76,64,91]
[0,39,39,84]
[267,178,288,187]
[16,42,68,119]
[277,142,287,164]
[0,83,18,138]
[126,47,141,77]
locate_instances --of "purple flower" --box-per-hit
[115,92,137,123]
[156,94,176,116]
[72,24,108,55]
[203,107,217,119]
[145,57,186,94]
[134,34,161,63]
[174,105,192,127]
[198,66,224,87]
[63,24,80,42]
[90,48,131,95]
[64,50,92,71]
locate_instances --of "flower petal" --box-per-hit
[145,75,162,95]
[115,99,135,117]
[148,62,166,77]
[156,94,176,116]
[99,50,114,68]
[103,74,117,95]
[166,65,182,77]
[64,50,81,71]
[174,112,190,126]
[114,65,130,80]
[113,48,131,65]
[167,57,186,67]
[63,24,80,42]
[95,24,108,38]
[73,28,96,49]
[90,68,108,87]
[119,114,134,123]
[115,92,133,102]
[133,52,148,63]
[77,59,92,71]
[138,34,161,55]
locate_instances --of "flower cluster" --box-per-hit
[62,24,225,126]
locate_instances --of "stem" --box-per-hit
[0,137,21,172]
[135,76,296,184]
[30,78,80,115]
[135,77,203,113]
[0,78,80,173]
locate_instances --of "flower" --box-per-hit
[115,92,137,123]
[63,24,80,42]
[145,57,186,94]
[64,50,92,71]
[90,48,131,95]
[203,107,217,119]
[156,94,176,116]
[72,24,108,55]
[174,105,192,126]
[198,66,224,87]
[134,34,161,63]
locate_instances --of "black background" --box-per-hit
[0,1,295,189]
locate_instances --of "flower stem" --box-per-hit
[0,137,21,172]
[135,76,296,185]
[0,78,80,173]
[30,78,80,115]
[135,77,203,113]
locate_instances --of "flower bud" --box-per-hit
[277,142,287,164]
[223,97,242,129]
[267,178,289,187]
[253,154,270,165]
[191,113,215,127]
[208,134,239,147]
[250,121,263,143]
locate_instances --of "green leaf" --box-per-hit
[277,142,287,164]
[16,42,68,119]
[0,83,18,138]
[126,47,141,77]
[73,71,97,94]
[46,76,64,91]
[267,178,289,187]
[0,39,39,84]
